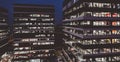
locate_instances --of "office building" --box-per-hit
[63,0,120,62]
[0,7,12,61]
[13,4,56,62]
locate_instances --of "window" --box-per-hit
[84,30,92,36]
[112,30,120,35]
[83,49,92,54]
[29,27,37,29]
[41,14,50,17]
[100,48,111,53]
[30,14,40,17]
[35,34,46,37]
[112,48,120,53]
[80,12,114,17]
[33,42,54,45]
[93,30,111,35]
[21,31,31,33]
[13,44,19,46]
[82,40,93,45]
[81,21,90,25]
[83,2,111,8]
[21,38,38,42]
[30,18,37,21]
[2,32,8,35]
[14,27,22,29]
[95,57,107,62]
[93,21,110,26]
[117,4,120,9]
[93,12,111,17]
[18,18,28,21]
[112,56,120,61]
[42,18,53,21]
[84,30,112,36]
[112,21,120,26]
[29,39,38,41]
[70,15,77,19]
[38,23,53,25]
[84,12,92,17]
[14,51,29,54]
[100,39,111,44]
[102,3,111,8]
[112,39,120,43]
[112,13,120,17]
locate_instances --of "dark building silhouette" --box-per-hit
[63,0,120,62]
[0,7,11,56]
[12,4,57,62]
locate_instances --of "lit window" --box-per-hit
[117,4,120,9]
[93,12,111,17]
[30,18,37,21]
[42,18,51,21]
[70,15,77,19]
[13,43,19,46]
[29,39,38,41]
[112,39,120,43]
[19,18,28,21]
[112,13,120,17]
[112,21,120,26]
[93,21,110,26]
[30,14,40,17]
[41,14,50,17]
[22,39,29,42]
[81,21,90,25]
[112,30,120,35]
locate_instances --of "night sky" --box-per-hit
[0,0,63,25]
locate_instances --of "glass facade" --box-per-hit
[12,4,56,62]
[63,0,120,62]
